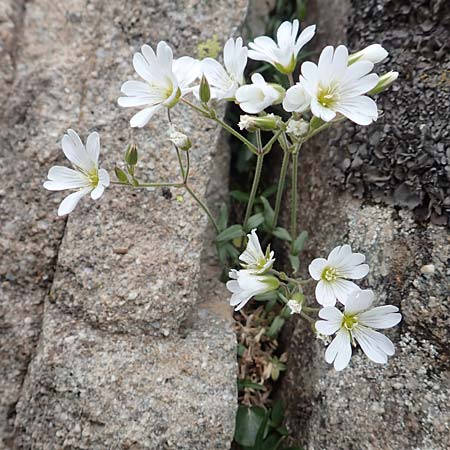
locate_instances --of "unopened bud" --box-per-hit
[286,119,309,138]
[199,75,211,103]
[348,44,388,65]
[114,167,128,183]
[238,113,282,132]
[368,71,399,95]
[125,144,138,166]
[287,292,305,315]
[168,125,192,151]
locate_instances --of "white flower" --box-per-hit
[282,83,311,113]
[287,299,303,315]
[315,289,402,371]
[235,73,284,114]
[298,45,379,125]
[201,37,247,100]
[369,71,399,95]
[43,129,110,216]
[308,244,369,306]
[239,228,275,274]
[248,20,316,74]
[118,41,200,128]
[286,119,309,138]
[168,125,191,151]
[227,269,279,311]
[349,44,388,65]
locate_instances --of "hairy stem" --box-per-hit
[271,146,290,230]
[111,181,184,188]
[184,185,220,233]
[290,148,300,239]
[243,131,264,230]
[212,116,258,154]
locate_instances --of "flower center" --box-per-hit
[317,84,338,108]
[321,267,338,282]
[342,314,358,331]
[88,169,99,187]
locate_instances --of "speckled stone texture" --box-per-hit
[280,1,450,449]
[1,0,250,448]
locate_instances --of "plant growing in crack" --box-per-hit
[43,16,401,450]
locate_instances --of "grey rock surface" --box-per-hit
[280,0,450,449]
[1,0,251,448]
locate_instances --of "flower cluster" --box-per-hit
[42,18,400,374]
[228,236,401,371]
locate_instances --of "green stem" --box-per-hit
[184,185,220,233]
[290,143,302,239]
[262,129,283,154]
[212,116,258,154]
[271,139,290,230]
[243,132,264,229]
[111,181,183,188]
[167,109,186,180]
[180,97,210,116]
[183,150,190,184]
[287,72,295,87]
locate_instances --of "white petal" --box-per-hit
[330,45,348,81]
[98,168,110,187]
[283,84,311,113]
[335,96,378,125]
[308,257,328,280]
[317,46,334,84]
[310,98,336,122]
[156,41,174,74]
[133,52,153,82]
[201,58,232,93]
[86,132,100,165]
[332,279,361,305]
[315,280,337,306]
[325,328,352,371]
[340,73,379,97]
[345,289,374,315]
[44,166,89,190]
[316,319,341,336]
[358,306,402,329]
[318,306,343,322]
[121,80,151,96]
[328,244,352,265]
[118,96,161,108]
[300,61,319,83]
[294,24,316,53]
[57,188,90,216]
[129,105,162,128]
[353,327,395,363]
[62,130,94,172]
[173,56,201,88]
[90,184,105,200]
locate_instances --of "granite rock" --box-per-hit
[1,0,252,448]
[280,1,450,449]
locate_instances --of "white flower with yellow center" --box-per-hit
[315,289,402,371]
[235,73,285,114]
[226,269,279,311]
[308,244,369,306]
[118,41,200,127]
[43,129,110,216]
[201,37,248,100]
[248,20,316,74]
[290,45,379,125]
[239,228,275,274]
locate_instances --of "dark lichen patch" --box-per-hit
[330,0,450,226]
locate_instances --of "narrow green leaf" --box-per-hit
[246,212,265,231]
[272,227,292,242]
[271,399,284,427]
[266,316,285,340]
[230,190,250,203]
[215,224,245,243]
[217,203,228,231]
[292,231,308,255]
[237,379,265,391]
[288,254,300,273]
[260,196,275,227]
[235,406,266,447]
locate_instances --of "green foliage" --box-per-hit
[234,401,302,450]
[272,227,292,242]
[216,224,245,243]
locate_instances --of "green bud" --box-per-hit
[114,167,129,183]
[199,75,211,103]
[309,116,325,131]
[125,144,138,166]
[238,113,283,132]
[273,55,297,74]
[368,71,399,95]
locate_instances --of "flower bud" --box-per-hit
[238,113,282,132]
[286,119,309,139]
[348,44,388,65]
[199,75,211,103]
[124,144,138,166]
[114,167,129,183]
[168,125,192,151]
[368,71,399,95]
